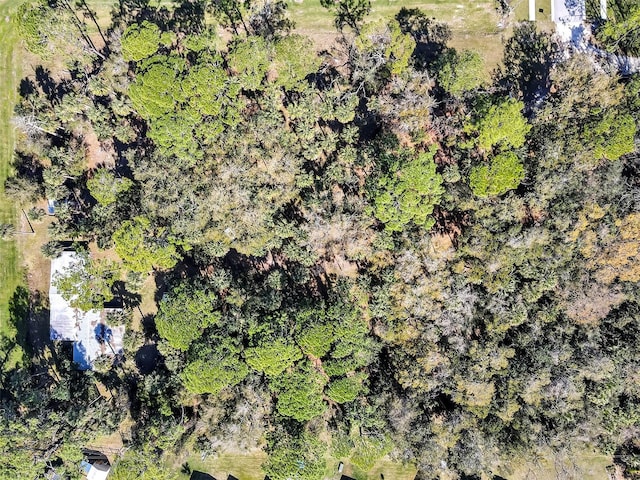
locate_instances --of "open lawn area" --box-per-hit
[288,0,508,68]
[0,0,26,370]
[176,451,268,480]
[504,447,613,480]
[512,0,552,21]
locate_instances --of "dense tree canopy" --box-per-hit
[4,1,640,479]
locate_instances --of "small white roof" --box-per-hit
[50,252,102,341]
[49,251,125,370]
[87,463,110,480]
[552,0,586,41]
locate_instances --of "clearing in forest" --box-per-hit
[289,0,508,68]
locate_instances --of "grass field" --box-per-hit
[177,451,417,480]
[176,451,268,480]
[512,0,552,22]
[0,0,25,369]
[505,447,613,480]
[288,0,508,68]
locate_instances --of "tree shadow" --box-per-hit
[111,280,142,309]
[8,286,30,352]
[153,270,172,305]
[135,343,159,374]
[498,23,560,108]
[109,0,172,31]
[190,471,216,480]
[27,289,52,360]
[11,151,45,183]
[396,7,451,68]
[140,314,158,338]
[18,78,37,99]
[34,66,69,105]
[171,0,206,33]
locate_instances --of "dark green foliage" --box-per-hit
[7,2,640,479]
[437,49,485,96]
[272,362,327,421]
[155,282,220,350]
[121,21,162,61]
[373,146,444,232]
[469,151,525,197]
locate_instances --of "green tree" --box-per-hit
[15,2,50,57]
[181,345,249,395]
[272,362,327,421]
[583,110,636,161]
[597,5,640,55]
[373,146,444,232]
[121,21,162,62]
[437,49,485,96]
[319,0,370,32]
[155,283,220,350]
[109,448,180,480]
[469,151,525,197]
[295,323,334,358]
[245,338,303,377]
[128,58,186,120]
[264,431,327,480]
[112,216,181,272]
[272,35,321,91]
[350,434,393,471]
[227,36,270,90]
[326,374,367,403]
[468,98,531,151]
[52,252,117,311]
[354,19,415,86]
[15,0,100,62]
[87,168,133,205]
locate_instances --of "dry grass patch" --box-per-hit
[176,450,268,480]
[0,0,25,364]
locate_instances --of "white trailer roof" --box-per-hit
[49,251,124,370]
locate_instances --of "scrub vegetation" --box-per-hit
[1,0,640,479]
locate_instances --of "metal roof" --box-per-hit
[50,251,124,370]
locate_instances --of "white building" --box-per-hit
[49,251,125,370]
